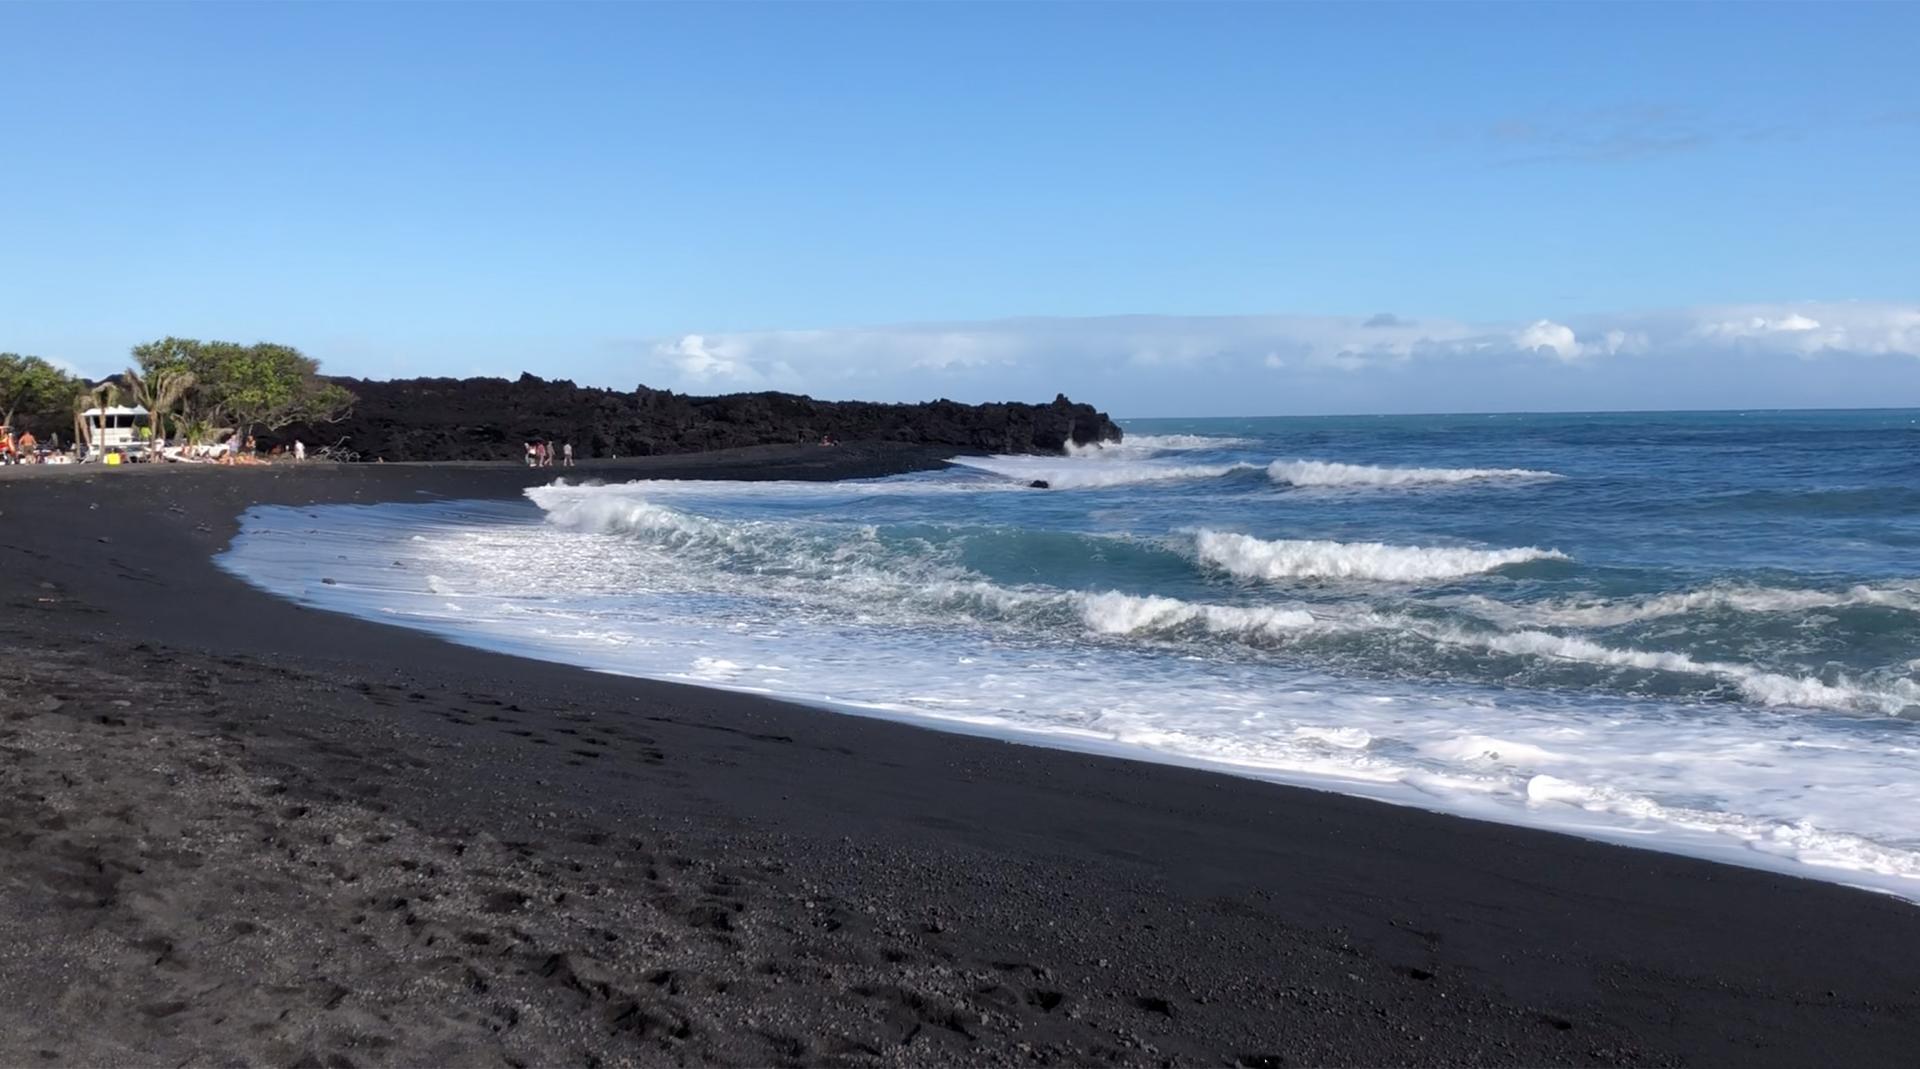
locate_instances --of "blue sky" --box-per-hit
[2,2,1916,415]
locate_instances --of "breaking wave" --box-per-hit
[1193,529,1567,583]
[530,491,1917,717]
[1268,459,1561,488]
[1444,628,1920,716]
[1076,591,1316,638]
[1068,433,1254,456]
[946,455,1258,489]
[1454,582,1920,629]
[1067,589,1919,716]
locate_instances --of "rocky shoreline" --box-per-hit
[277,376,1121,462]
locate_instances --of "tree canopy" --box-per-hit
[132,337,355,434]
[0,353,85,430]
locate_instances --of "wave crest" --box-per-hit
[1268,459,1561,488]
[531,488,735,546]
[1067,433,1253,457]
[1461,628,1920,716]
[1194,530,1567,583]
[948,455,1257,489]
[1078,591,1315,637]
[1456,582,1920,629]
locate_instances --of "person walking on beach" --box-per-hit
[293,439,306,461]
[562,441,574,467]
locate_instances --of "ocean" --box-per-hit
[219,410,1920,898]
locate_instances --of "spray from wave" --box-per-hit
[1268,459,1561,488]
[1193,529,1567,583]
[1068,433,1254,457]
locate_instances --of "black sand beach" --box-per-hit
[2,449,1916,1067]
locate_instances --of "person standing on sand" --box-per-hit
[562,441,574,467]
[293,439,305,461]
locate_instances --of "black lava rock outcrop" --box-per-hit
[284,375,1121,462]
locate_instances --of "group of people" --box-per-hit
[525,440,574,468]
[0,428,51,464]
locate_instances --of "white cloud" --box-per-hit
[1698,312,1821,339]
[1514,319,1583,362]
[1687,303,1920,358]
[632,301,1920,394]
[655,333,761,384]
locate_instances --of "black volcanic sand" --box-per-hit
[1,448,1916,1068]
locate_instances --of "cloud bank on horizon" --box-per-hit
[638,300,1920,416]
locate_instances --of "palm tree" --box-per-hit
[124,366,195,442]
[70,387,93,450]
[87,381,119,455]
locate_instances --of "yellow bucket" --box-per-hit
[104,452,122,466]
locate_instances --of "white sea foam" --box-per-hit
[948,454,1258,489]
[1267,459,1561,488]
[1068,433,1254,456]
[523,490,1919,718]
[1454,582,1920,629]
[218,491,1920,900]
[1076,591,1316,637]
[1449,628,1920,716]
[1523,775,1920,882]
[534,490,743,548]
[1078,591,1920,717]
[1193,529,1567,583]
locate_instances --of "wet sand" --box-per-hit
[2,448,1916,1067]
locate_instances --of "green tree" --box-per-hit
[123,365,197,441]
[132,337,223,424]
[131,337,356,437]
[213,343,355,438]
[0,353,83,432]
